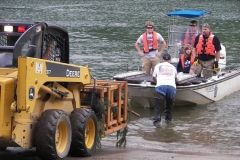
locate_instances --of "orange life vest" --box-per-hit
[183,28,198,46]
[180,54,194,69]
[142,31,158,53]
[196,33,215,56]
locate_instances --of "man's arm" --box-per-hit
[152,76,157,82]
[192,34,200,58]
[213,36,221,62]
[174,70,178,83]
[215,51,220,62]
[192,48,196,58]
[156,40,166,57]
[152,66,157,82]
[135,41,144,57]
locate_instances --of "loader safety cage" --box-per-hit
[0,21,69,66]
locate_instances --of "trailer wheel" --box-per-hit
[69,108,98,157]
[0,147,7,151]
[34,110,71,160]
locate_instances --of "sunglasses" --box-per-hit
[189,24,196,27]
[146,26,153,29]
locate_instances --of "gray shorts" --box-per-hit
[190,59,214,79]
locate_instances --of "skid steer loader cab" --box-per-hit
[0,21,69,67]
[0,21,128,160]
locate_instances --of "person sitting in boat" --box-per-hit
[135,21,166,74]
[177,44,194,73]
[0,52,13,67]
[189,23,221,79]
[180,20,199,47]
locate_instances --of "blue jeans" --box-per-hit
[153,85,176,124]
[155,85,176,99]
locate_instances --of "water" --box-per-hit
[1,0,240,156]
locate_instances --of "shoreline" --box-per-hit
[79,146,240,160]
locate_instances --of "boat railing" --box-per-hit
[113,70,146,79]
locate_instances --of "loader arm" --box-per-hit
[17,56,91,113]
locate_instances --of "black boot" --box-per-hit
[165,98,174,124]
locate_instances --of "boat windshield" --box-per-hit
[167,25,199,63]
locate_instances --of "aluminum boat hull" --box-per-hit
[114,69,240,107]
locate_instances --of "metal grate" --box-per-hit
[42,29,65,63]
[0,35,7,46]
[167,25,199,59]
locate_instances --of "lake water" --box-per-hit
[1,0,240,157]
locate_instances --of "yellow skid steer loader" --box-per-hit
[0,21,128,159]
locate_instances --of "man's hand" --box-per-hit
[214,61,219,71]
[140,51,145,57]
[155,51,162,57]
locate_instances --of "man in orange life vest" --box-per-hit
[189,23,221,79]
[180,20,199,47]
[135,21,166,74]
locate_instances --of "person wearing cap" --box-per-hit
[152,53,178,128]
[189,23,221,78]
[135,21,166,74]
[180,20,199,47]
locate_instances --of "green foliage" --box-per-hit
[116,101,132,147]
[116,127,128,147]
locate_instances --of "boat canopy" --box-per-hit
[167,10,211,18]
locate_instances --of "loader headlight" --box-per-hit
[4,25,13,32]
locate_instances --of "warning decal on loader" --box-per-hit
[36,62,43,74]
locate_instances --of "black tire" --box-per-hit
[34,110,71,160]
[0,147,7,151]
[69,108,98,157]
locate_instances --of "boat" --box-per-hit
[113,10,240,107]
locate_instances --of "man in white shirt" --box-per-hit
[0,52,13,67]
[135,21,166,74]
[152,53,178,128]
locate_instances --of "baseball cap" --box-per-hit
[202,23,210,28]
[162,53,171,60]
